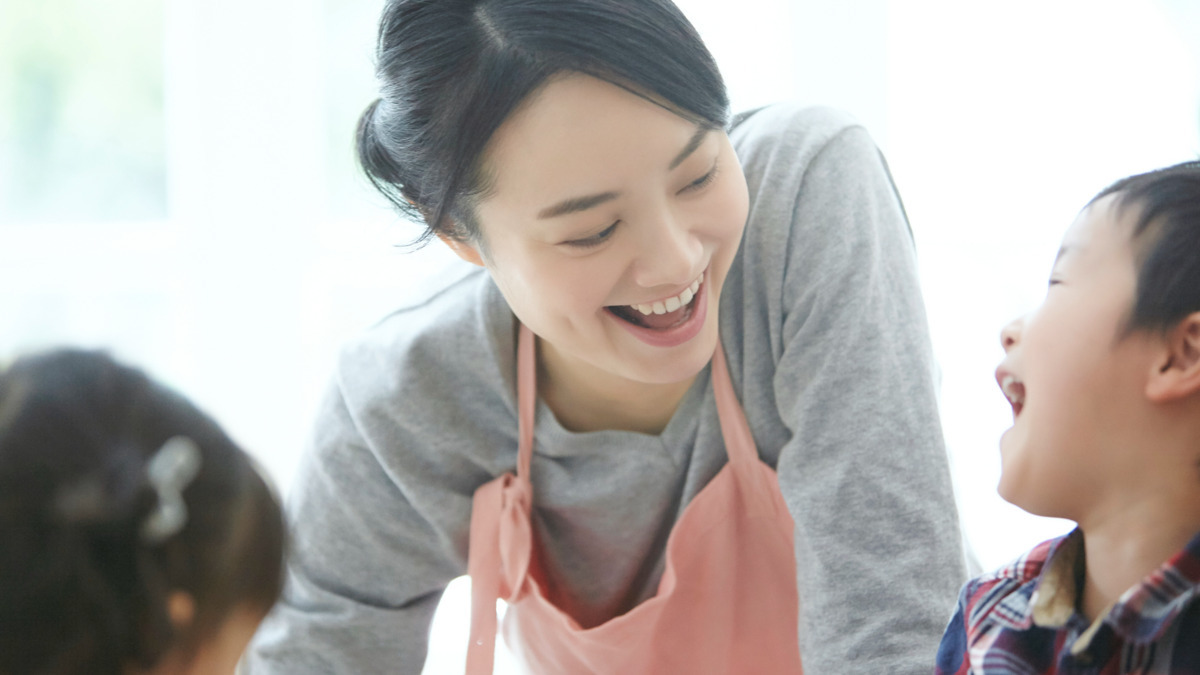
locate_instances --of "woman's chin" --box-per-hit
[620,322,719,385]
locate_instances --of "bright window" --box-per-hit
[0,0,166,223]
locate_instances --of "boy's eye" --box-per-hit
[679,164,719,194]
[563,221,618,249]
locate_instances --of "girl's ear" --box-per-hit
[437,232,484,267]
[1146,312,1200,403]
[167,591,196,629]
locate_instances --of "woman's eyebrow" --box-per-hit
[538,191,620,219]
[668,126,710,170]
[537,126,712,220]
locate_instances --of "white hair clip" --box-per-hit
[140,436,202,543]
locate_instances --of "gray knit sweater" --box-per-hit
[245,104,965,674]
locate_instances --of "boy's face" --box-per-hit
[995,196,1161,519]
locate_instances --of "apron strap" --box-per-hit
[710,338,757,465]
[468,325,755,675]
[466,474,534,675]
[465,321,537,675]
[466,478,506,675]
[517,322,536,479]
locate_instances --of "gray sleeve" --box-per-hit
[243,372,466,675]
[771,124,965,673]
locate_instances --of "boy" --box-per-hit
[936,161,1200,673]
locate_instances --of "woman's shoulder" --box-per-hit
[730,103,865,166]
[333,267,516,421]
[730,103,892,220]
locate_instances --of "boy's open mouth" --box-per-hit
[1000,374,1026,417]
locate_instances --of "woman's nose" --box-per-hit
[634,210,703,288]
[1000,317,1023,352]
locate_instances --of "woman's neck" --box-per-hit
[537,340,696,435]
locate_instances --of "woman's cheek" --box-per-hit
[524,255,607,313]
[723,167,751,234]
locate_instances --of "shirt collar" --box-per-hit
[1030,528,1085,628]
[1030,527,1200,650]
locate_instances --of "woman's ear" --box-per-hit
[437,232,485,267]
[1146,312,1200,403]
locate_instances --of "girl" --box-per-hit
[249,0,965,672]
[0,350,286,675]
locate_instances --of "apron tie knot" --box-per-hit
[498,474,532,601]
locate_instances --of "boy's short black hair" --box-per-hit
[1090,160,1200,335]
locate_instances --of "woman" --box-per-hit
[247,0,965,672]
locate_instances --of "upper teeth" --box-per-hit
[633,275,703,316]
[1001,375,1025,404]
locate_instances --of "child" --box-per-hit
[0,350,286,675]
[936,160,1200,673]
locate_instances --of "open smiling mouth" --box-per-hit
[607,275,703,330]
[604,272,708,349]
[1001,375,1026,417]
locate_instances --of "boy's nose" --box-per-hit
[1000,317,1023,351]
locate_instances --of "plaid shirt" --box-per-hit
[935,528,1200,674]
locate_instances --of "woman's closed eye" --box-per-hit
[559,162,718,249]
[679,163,719,194]
[563,221,619,248]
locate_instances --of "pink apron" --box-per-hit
[465,324,803,674]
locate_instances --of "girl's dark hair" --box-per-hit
[356,0,729,245]
[0,350,286,675]
[1089,160,1200,335]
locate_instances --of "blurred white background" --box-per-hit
[2,0,1197,672]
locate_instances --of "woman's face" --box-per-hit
[455,74,749,392]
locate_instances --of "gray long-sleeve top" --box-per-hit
[245,104,966,674]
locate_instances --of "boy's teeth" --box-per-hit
[631,274,704,316]
[1001,375,1025,404]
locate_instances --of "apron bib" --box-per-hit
[465,324,803,674]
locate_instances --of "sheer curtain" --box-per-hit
[1,0,460,493]
[2,0,1196,672]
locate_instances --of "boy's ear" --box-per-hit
[1146,312,1200,403]
[437,232,484,267]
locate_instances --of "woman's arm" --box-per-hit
[244,370,468,674]
[736,105,966,674]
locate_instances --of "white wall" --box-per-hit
[887,0,1199,569]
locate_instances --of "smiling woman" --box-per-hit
[244,1,966,674]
